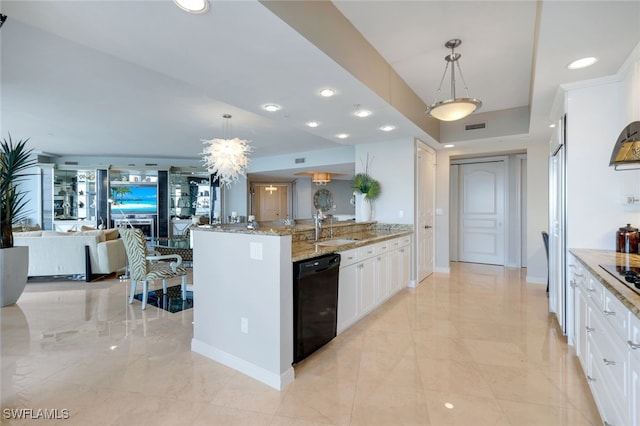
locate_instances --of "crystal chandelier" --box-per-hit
[425,39,482,121]
[201,114,252,187]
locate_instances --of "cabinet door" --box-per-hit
[359,257,377,316]
[376,253,389,303]
[389,248,400,295]
[337,264,358,334]
[631,356,640,426]
[399,245,410,289]
[576,287,589,371]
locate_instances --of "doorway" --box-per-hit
[450,154,527,267]
[253,183,290,222]
[416,142,435,282]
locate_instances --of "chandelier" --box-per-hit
[201,114,252,187]
[312,172,331,185]
[425,39,482,121]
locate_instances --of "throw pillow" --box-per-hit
[81,225,97,231]
[104,228,120,241]
[78,229,106,243]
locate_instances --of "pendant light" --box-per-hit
[312,172,331,185]
[201,114,252,187]
[425,39,482,122]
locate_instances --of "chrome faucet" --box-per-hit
[314,209,323,241]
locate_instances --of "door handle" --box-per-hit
[424,225,432,229]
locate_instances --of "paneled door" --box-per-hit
[256,185,288,221]
[458,160,505,265]
[417,144,435,282]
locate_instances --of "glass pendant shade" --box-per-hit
[427,98,482,121]
[426,39,481,122]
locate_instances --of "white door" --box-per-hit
[257,185,288,221]
[417,145,435,281]
[458,160,505,265]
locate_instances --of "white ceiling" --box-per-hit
[1,1,639,180]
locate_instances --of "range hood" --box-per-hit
[610,121,640,170]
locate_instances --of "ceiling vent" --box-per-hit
[295,157,305,164]
[465,122,487,131]
[64,161,78,165]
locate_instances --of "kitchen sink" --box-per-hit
[315,238,359,246]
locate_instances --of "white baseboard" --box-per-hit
[191,339,294,391]
[526,275,547,285]
[435,266,451,274]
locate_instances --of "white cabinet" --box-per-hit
[337,236,411,334]
[359,256,377,316]
[572,257,639,426]
[630,314,640,425]
[337,251,359,334]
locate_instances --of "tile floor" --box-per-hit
[1,262,601,425]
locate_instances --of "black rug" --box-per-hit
[134,284,193,313]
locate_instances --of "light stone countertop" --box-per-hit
[570,248,640,319]
[290,229,413,262]
[192,222,412,262]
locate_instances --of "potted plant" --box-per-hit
[0,135,36,307]
[351,155,381,221]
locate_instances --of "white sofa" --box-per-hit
[13,229,127,280]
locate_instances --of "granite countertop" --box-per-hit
[570,248,640,319]
[291,229,412,262]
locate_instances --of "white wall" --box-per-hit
[565,80,640,251]
[191,230,294,390]
[354,138,415,224]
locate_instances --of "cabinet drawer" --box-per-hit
[375,241,389,255]
[398,236,411,247]
[589,311,629,411]
[358,245,376,260]
[588,348,629,426]
[602,289,629,342]
[339,248,359,267]
[630,313,640,360]
[585,276,604,311]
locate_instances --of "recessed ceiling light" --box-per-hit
[319,88,335,97]
[306,121,319,128]
[263,104,280,112]
[173,0,209,14]
[379,125,396,132]
[568,57,598,70]
[354,109,372,118]
[444,144,455,148]
[336,133,349,139]
[549,123,556,128]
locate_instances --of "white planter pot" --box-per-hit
[355,193,373,222]
[0,246,29,307]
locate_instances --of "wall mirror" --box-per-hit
[313,188,333,212]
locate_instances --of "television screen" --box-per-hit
[111,184,157,213]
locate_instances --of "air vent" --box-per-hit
[145,163,158,166]
[37,155,54,164]
[64,161,78,165]
[465,122,486,131]
[295,157,305,164]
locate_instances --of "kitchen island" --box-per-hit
[190,221,412,390]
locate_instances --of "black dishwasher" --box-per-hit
[293,253,341,364]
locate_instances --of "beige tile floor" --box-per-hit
[1,262,601,425]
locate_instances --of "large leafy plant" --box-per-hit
[352,154,381,201]
[0,135,36,248]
